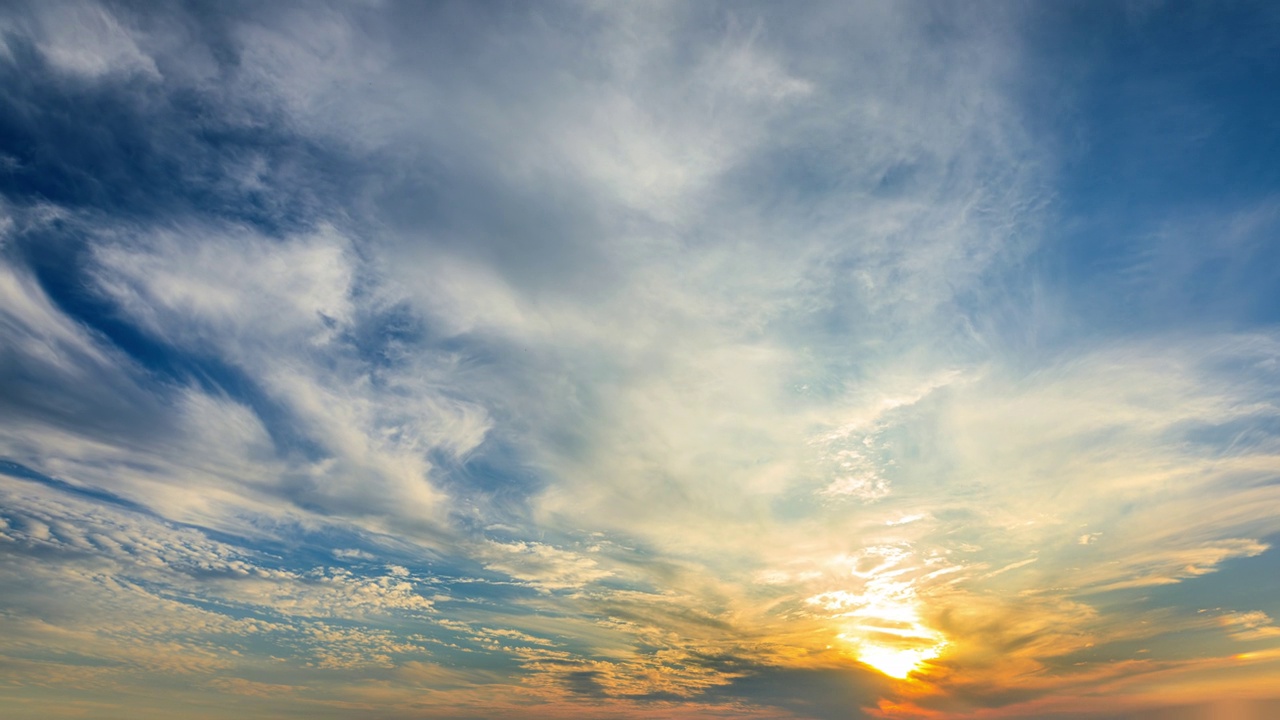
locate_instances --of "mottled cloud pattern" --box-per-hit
[1,2,1279,719]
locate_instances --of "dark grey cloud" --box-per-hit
[696,662,890,720]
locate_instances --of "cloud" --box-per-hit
[479,541,612,591]
[0,473,438,621]
[1,213,499,537]
[1220,611,1280,643]
[21,0,160,79]
[1,1,1279,718]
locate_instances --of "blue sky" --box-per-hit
[1,2,1279,719]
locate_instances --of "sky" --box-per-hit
[1,1,1279,719]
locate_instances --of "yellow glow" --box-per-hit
[813,545,951,680]
[855,641,945,679]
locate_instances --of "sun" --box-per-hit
[812,544,952,680]
[856,642,944,679]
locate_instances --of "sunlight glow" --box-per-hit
[855,642,945,679]
[812,545,951,680]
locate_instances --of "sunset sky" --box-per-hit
[2,2,1280,719]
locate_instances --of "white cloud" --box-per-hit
[28,1,160,79]
[479,541,612,591]
[0,474,438,679]
[82,221,497,531]
[91,223,356,354]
